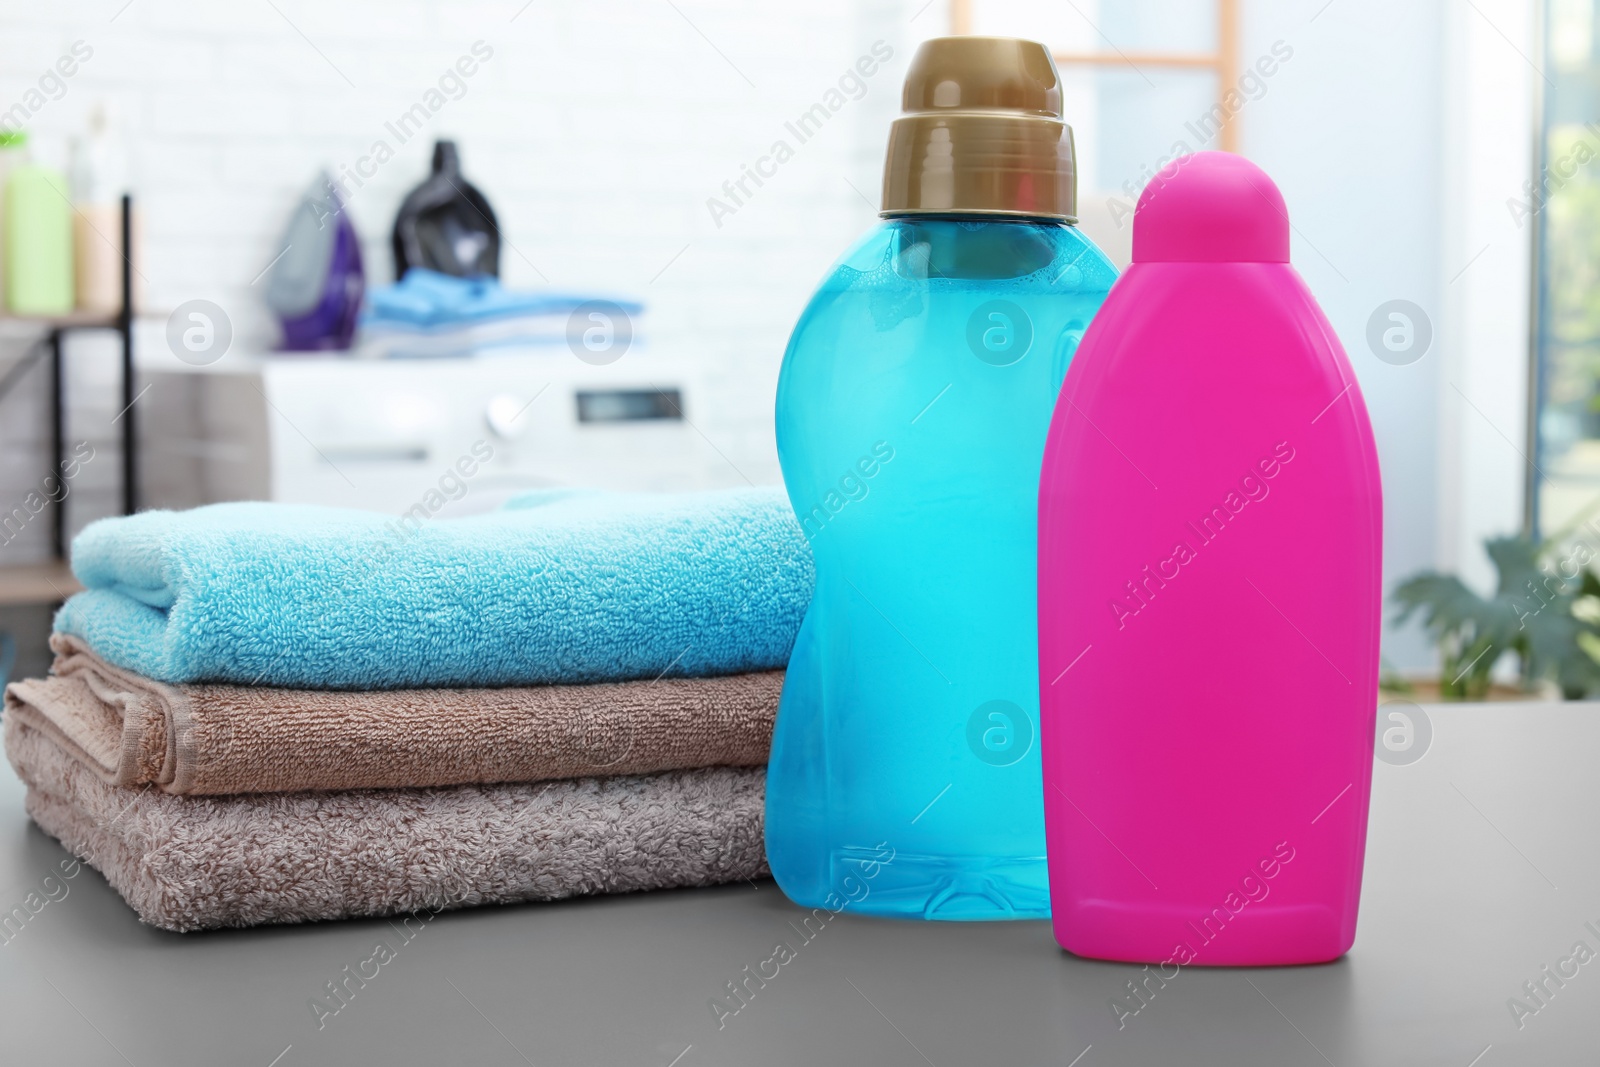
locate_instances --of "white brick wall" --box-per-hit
[0,0,944,564]
[0,1,1478,678]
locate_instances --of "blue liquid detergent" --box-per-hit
[766,216,1115,919]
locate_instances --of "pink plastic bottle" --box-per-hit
[1037,152,1382,966]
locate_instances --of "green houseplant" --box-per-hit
[1392,534,1600,700]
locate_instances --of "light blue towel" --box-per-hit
[54,488,812,689]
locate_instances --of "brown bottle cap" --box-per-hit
[881,36,1077,222]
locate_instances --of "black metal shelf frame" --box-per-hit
[42,193,136,557]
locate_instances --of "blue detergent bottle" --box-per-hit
[766,36,1116,919]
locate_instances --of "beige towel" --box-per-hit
[2,634,780,795]
[4,715,768,932]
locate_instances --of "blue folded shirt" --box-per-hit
[54,488,812,689]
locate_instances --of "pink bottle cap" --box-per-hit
[1131,151,1290,264]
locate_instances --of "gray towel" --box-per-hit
[4,715,768,932]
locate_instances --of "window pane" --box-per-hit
[969,0,1216,55]
[1062,66,1223,197]
[1536,0,1600,534]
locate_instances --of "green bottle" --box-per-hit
[4,136,76,316]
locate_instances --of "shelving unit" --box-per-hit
[0,561,81,607]
[0,193,135,608]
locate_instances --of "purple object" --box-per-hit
[266,172,366,351]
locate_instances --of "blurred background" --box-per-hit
[0,0,1566,693]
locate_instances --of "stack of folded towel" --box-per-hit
[3,488,812,932]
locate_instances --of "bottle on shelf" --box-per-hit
[4,133,75,317]
[70,101,133,317]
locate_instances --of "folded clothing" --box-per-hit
[4,635,781,796]
[358,270,646,357]
[356,317,583,360]
[55,487,812,688]
[6,715,768,932]
[362,269,643,331]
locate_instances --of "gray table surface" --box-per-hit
[0,700,1595,1066]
